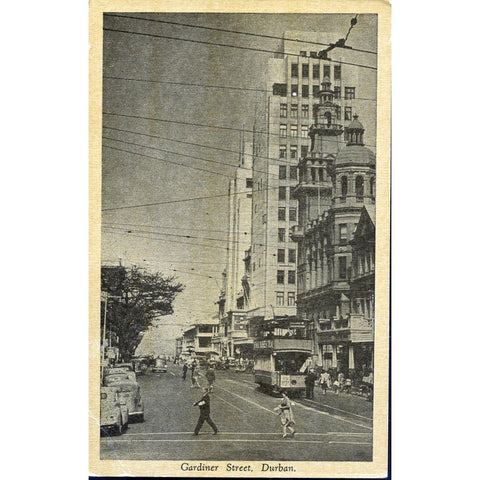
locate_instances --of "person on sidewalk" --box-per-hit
[205,366,216,391]
[319,369,330,395]
[274,392,296,438]
[305,369,316,399]
[193,387,218,435]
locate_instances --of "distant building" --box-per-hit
[179,316,220,359]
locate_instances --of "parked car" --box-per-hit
[103,372,144,422]
[100,386,129,435]
[152,357,167,373]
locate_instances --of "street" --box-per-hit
[100,363,373,462]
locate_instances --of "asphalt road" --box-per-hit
[100,363,373,461]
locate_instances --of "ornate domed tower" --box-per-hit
[291,76,344,236]
[333,115,376,208]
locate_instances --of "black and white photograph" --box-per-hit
[90,3,390,477]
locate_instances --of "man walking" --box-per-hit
[193,387,218,435]
[305,369,316,399]
[182,362,188,381]
[205,366,216,391]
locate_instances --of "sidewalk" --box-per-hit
[306,384,373,419]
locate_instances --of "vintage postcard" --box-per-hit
[89,0,391,477]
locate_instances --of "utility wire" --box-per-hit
[103,144,233,179]
[104,13,377,55]
[103,111,377,149]
[103,76,377,102]
[102,27,377,71]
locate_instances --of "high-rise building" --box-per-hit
[247,32,376,327]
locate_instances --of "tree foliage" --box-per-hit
[101,266,184,361]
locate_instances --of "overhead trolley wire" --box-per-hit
[104,13,378,56]
[102,27,377,71]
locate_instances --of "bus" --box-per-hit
[253,317,313,396]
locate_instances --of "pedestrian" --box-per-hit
[191,367,201,388]
[193,387,218,435]
[182,363,188,380]
[305,369,316,399]
[205,366,216,391]
[274,392,296,438]
[319,369,330,395]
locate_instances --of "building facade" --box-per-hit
[291,113,375,377]
[247,31,376,328]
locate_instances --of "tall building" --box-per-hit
[291,114,375,376]
[217,138,255,359]
[247,31,376,329]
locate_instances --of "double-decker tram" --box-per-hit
[253,317,313,396]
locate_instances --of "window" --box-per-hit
[277,270,285,284]
[291,63,298,77]
[302,64,309,78]
[301,104,309,118]
[246,178,253,188]
[313,85,320,98]
[278,228,286,242]
[338,256,347,279]
[323,65,331,78]
[273,83,287,96]
[334,65,341,80]
[290,166,297,180]
[280,124,287,137]
[291,85,298,97]
[302,85,309,98]
[300,51,307,57]
[344,107,352,121]
[289,207,297,222]
[345,87,356,100]
[279,146,286,159]
[313,64,320,79]
[288,248,296,263]
[288,270,296,284]
[301,126,309,138]
[334,86,341,99]
[280,103,287,117]
[290,147,297,160]
[278,207,286,221]
[278,186,287,200]
[290,124,298,137]
[262,213,267,224]
[370,177,375,196]
[287,292,296,306]
[339,224,348,245]
[279,165,287,179]
[301,145,308,157]
[290,104,298,117]
[276,292,285,306]
[277,249,285,263]
[355,176,364,197]
[341,176,348,196]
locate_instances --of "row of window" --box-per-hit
[274,84,355,99]
[276,291,296,307]
[291,62,342,81]
[280,103,310,118]
[277,270,296,284]
[277,248,296,263]
[340,176,374,197]
[278,207,297,222]
[278,165,298,179]
[279,124,310,138]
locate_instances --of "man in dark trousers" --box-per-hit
[182,363,188,380]
[193,387,218,435]
[305,368,317,399]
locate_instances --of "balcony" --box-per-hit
[290,224,304,242]
[316,314,373,343]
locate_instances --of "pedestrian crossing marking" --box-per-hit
[103,438,372,445]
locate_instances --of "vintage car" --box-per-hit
[100,386,129,435]
[152,357,167,373]
[104,363,134,375]
[103,372,144,422]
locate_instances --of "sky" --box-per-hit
[101,12,378,354]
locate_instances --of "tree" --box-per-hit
[101,265,184,361]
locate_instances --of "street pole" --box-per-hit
[101,292,108,379]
